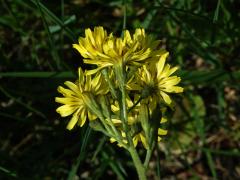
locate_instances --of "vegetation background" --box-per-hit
[0,0,240,179]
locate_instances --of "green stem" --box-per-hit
[98,116,113,135]
[129,147,147,180]
[114,64,130,142]
[115,63,147,179]
[144,148,153,168]
[102,69,117,99]
[118,66,134,146]
[122,0,127,32]
[100,96,121,138]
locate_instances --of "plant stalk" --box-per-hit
[144,148,153,168]
[129,147,147,180]
[116,63,147,179]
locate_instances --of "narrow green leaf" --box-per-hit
[49,15,76,34]
[35,0,61,70]
[202,148,240,156]
[213,0,221,23]
[205,150,217,179]
[101,151,125,180]
[156,145,161,179]
[0,86,47,120]
[67,127,92,180]
[0,71,75,78]
[30,0,76,41]
[0,166,17,178]
[141,9,157,29]
[91,137,107,162]
[0,112,26,122]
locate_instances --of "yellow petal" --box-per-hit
[133,135,139,147]
[91,73,101,89]
[72,44,89,58]
[66,112,79,130]
[88,111,97,121]
[111,104,119,112]
[110,137,116,143]
[169,66,179,76]
[160,91,172,105]
[57,86,75,97]
[79,109,87,127]
[56,105,77,117]
[122,139,128,144]
[64,81,79,94]
[121,132,126,138]
[158,64,170,79]
[78,67,84,84]
[111,119,122,124]
[85,28,95,47]
[140,133,147,148]
[163,86,184,93]
[143,65,151,83]
[126,83,141,91]
[116,38,123,55]
[160,76,181,86]
[84,65,110,75]
[95,27,106,48]
[160,117,168,123]
[158,128,168,135]
[85,75,91,91]
[157,55,166,77]
[123,30,132,44]
[55,97,82,105]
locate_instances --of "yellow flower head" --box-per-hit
[139,52,184,106]
[73,26,162,73]
[73,27,108,60]
[55,67,108,130]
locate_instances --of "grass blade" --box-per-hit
[0,71,75,78]
[0,86,47,119]
[35,0,61,70]
[0,166,17,178]
[213,0,221,23]
[67,127,92,180]
[205,150,217,179]
[101,151,125,180]
[30,0,76,41]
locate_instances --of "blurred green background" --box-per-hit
[0,0,240,179]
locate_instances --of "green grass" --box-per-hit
[0,0,240,179]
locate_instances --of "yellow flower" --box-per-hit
[122,29,163,66]
[55,68,108,130]
[73,26,164,73]
[138,51,183,106]
[73,26,108,60]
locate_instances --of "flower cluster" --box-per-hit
[55,26,183,149]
